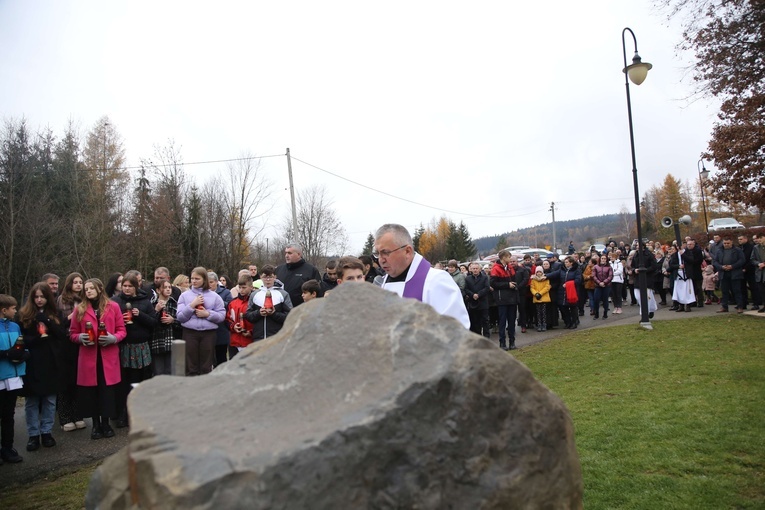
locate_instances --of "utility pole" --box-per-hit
[286,148,299,243]
[550,202,557,253]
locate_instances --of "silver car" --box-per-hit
[708,217,745,232]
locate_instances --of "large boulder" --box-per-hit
[87,283,582,509]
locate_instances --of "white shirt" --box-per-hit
[381,252,470,329]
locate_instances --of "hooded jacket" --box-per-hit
[244,286,293,341]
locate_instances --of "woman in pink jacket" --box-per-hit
[69,278,126,440]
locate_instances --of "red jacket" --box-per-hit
[69,301,127,387]
[227,294,253,349]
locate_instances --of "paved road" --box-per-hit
[1,299,759,488]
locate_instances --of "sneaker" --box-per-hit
[716,308,729,313]
[0,447,23,463]
[704,299,712,305]
[758,307,765,313]
[62,422,76,432]
[41,433,56,448]
[74,420,87,430]
[26,436,40,452]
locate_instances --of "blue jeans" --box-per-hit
[25,394,57,436]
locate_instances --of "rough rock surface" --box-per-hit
[86,283,582,509]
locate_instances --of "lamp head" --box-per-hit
[624,52,652,85]
[700,167,710,180]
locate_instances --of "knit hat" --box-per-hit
[535,267,544,274]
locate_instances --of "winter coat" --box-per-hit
[0,318,26,381]
[702,266,717,291]
[687,244,704,281]
[713,246,746,280]
[214,285,233,346]
[276,259,322,307]
[582,263,596,290]
[530,276,551,304]
[112,290,158,344]
[244,286,292,341]
[177,287,226,331]
[450,270,466,292]
[592,263,613,287]
[320,273,338,295]
[752,243,765,283]
[463,271,491,310]
[546,263,582,307]
[20,313,66,396]
[609,259,625,284]
[227,294,253,348]
[490,263,524,306]
[56,295,82,386]
[69,301,127,387]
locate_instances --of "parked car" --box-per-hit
[589,244,607,254]
[708,217,745,232]
[514,248,555,260]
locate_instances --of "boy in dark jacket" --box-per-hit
[245,265,293,342]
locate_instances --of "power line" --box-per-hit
[114,153,285,172]
[290,155,549,220]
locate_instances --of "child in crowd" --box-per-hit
[530,267,551,332]
[19,283,64,451]
[701,265,718,305]
[0,294,27,463]
[335,257,366,284]
[244,265,292,342]
[301,280,321,303]
[228,274,254,358]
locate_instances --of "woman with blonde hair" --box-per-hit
[69,279,126,440]
[176,267,225,376]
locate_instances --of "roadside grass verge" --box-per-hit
[514,315,765,509]
[0,462,97,509]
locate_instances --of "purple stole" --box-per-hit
[402,256,432,301]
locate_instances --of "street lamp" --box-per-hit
[622,27,653,330]
[697,159,710,238]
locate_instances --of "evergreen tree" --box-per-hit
[456,221,477,261]
[362,233,375,255]
[412,223,425,252]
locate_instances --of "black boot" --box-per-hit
[91,417,103,440]
[509,340,517,350]
[115,409,129,429]
[499,340,508,351]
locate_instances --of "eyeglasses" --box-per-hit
[372,245,408,258]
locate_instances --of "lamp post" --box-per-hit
[622,27,653,329]
[697,159,710,238]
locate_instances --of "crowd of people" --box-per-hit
[0,226,762,466]
[441,233,764,350]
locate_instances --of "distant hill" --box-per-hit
[473,213,634,257]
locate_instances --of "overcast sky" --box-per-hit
[0,1,718,253]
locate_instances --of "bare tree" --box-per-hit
[281,185,348,265]
[221,154,273,275]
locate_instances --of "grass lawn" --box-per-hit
[0,462,96,509]
[2,316,762,509]
[514,315,765,509]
